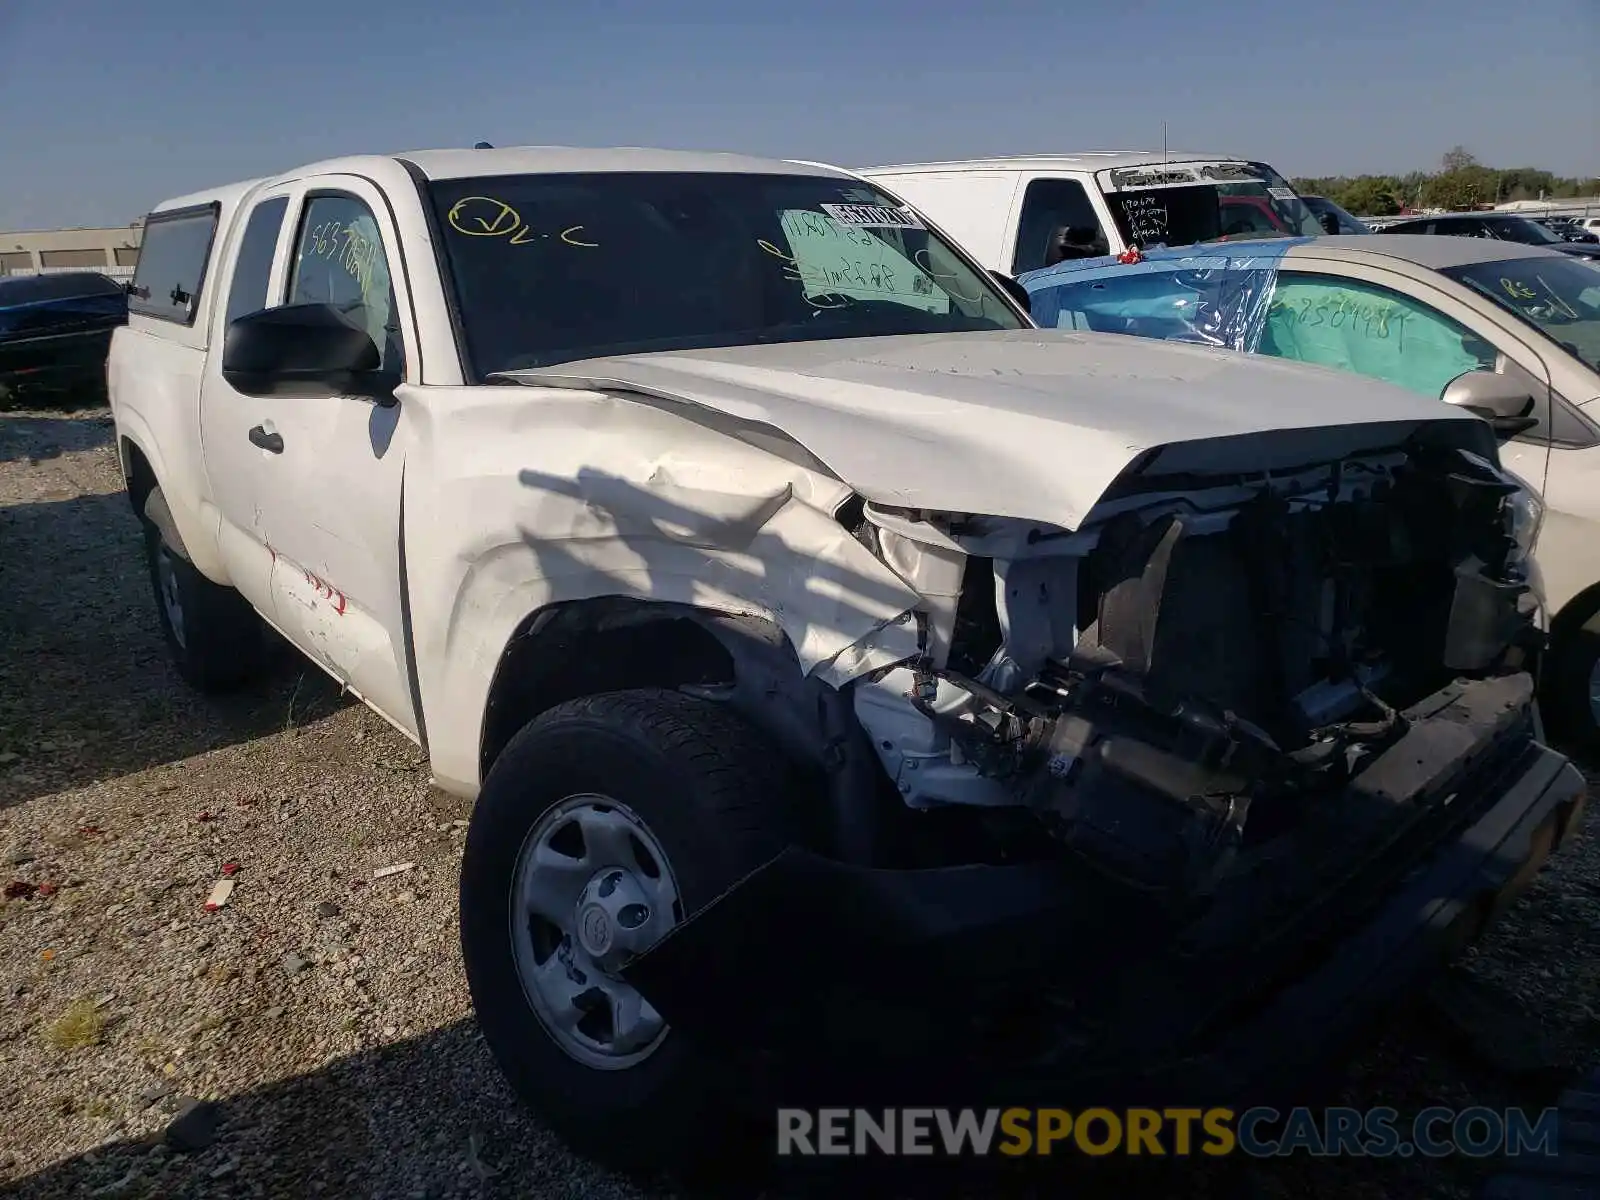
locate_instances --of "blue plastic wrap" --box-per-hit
[1019,242,1305,351]
[1020,238,1505,399]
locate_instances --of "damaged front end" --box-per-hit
[623,423,1581,1101]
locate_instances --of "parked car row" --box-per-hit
[1537,216,1600,244]
[1356,213,1600,241]
[1377,211,1600,261]
[104,143,1585,1171]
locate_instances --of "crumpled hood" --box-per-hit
[502,329,1481,527]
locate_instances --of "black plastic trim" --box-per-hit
[396,466,429,756]
[394,157,473,384]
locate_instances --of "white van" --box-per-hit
[859,152,1325,277]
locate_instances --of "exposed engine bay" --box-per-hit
[846,436,1543,909]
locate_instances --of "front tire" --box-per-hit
[460,688,795,1169]
[1542,597,1600,755]
[140,493,264,692]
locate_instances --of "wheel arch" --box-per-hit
[477,595,893,865]
[1536,577,1600,745]
[477,597,835,786]
[1550,579,1600,642]
[120,435,158,520]
[115,422,230,582]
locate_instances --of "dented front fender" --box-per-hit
[397,385,924,795]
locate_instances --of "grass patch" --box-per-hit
[191,1012,233,1035]
[45,997,104,1050]
[77,1095,117,1121]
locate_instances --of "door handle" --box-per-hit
[248,425,284,454]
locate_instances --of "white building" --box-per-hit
[0,222,143,279]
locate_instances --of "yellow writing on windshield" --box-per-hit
[446,196,598,248]
[1501,278,1538,301]
[448,197,520,236]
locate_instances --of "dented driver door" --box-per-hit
[253,177,419,739]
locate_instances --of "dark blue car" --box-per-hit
[0,271,128,406]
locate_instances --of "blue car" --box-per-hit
[0,271,128,406]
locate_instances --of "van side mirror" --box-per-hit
[988,270,1032,313]
[1440,368,1538,439]
[222,303,397,402]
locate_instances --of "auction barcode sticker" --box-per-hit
[820,203,925,230]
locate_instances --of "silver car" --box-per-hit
[1022,234,1600,745]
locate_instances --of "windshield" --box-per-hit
[1486,217,1564,245]
[1096,160,1322,250]
[427,172,1025,378]
[1442,256,1600,373]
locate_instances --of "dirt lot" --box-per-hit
[1,408,1596,1200]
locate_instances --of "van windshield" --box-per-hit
[1098,161,1322,250]
[426,171,1026,379]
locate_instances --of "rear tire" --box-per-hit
[460,688,796,1170]
[141,494,265,693]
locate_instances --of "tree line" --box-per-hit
[1291,147,1600,217]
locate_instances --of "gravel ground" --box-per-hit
[0,407,1596,1200]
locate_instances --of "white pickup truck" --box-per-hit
[859,151,1328,275]
[109,145,1584,1168]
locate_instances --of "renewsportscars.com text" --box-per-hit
[776,1106,1561,1158]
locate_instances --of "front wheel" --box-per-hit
[460,689,796,1169]
[1542,598,1600,755]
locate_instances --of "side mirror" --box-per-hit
[222,303,396,401]
[1317,211,1341,236]
[1440,368,1538,439]
[988,269,1032,313]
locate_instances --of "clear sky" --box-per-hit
[1,0,1595,231]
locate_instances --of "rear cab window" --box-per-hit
[128,203,220,325]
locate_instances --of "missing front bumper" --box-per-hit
[622,686,1586,1104]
